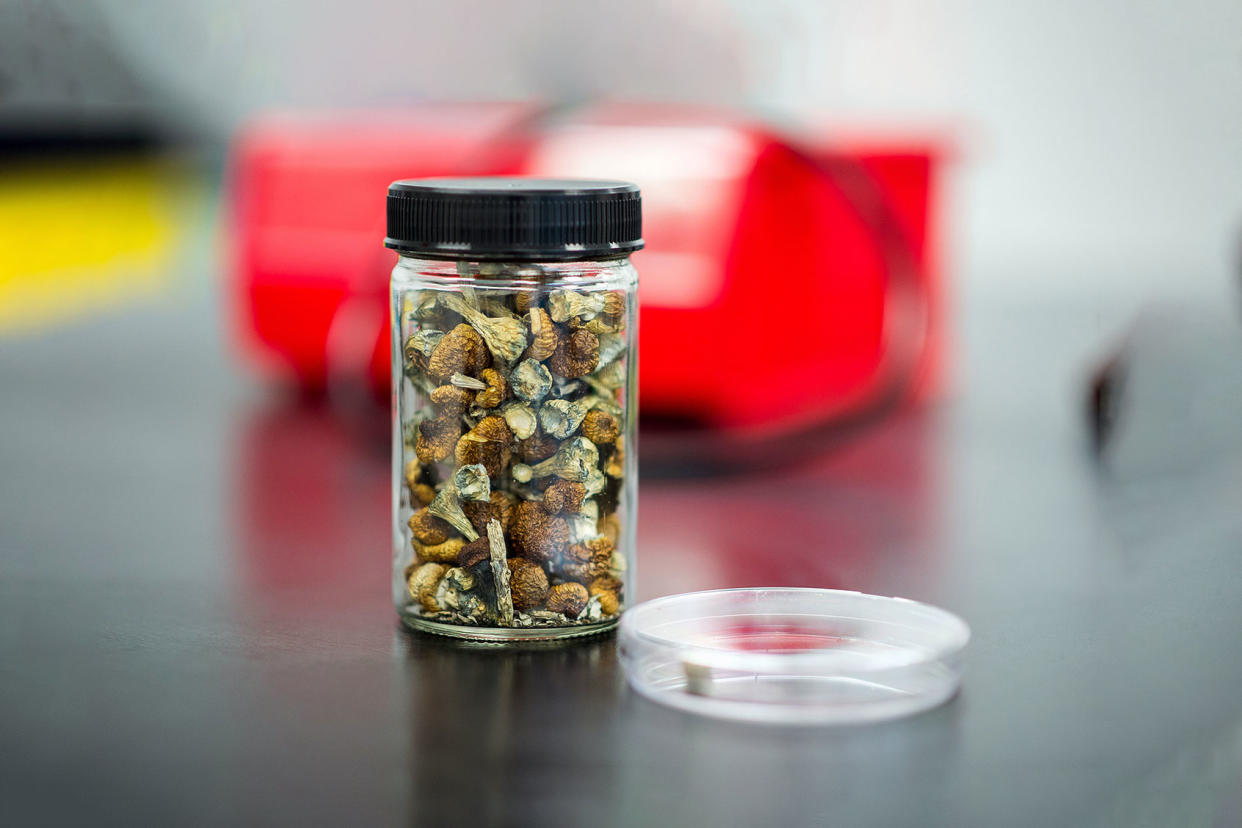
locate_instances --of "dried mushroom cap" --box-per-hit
[440,294,528,366]
[548,328,599,379]
[429,384,474,417]
[594,332,626,368]
[453,464,491,502]
[564,509,599,544]
[428,323,490,383]
[515,433,559,463]
[538,399,589,439]
[589,574,623,596]
[558,536,613,583]
[463,490,516,534]
[500,402,537,440]
[529,437,599,483]
[545,582,589,617]
[548,291,606,324]
[509,500,569,563]
[403,458,422,492]
[428,486,479,542]
[510,359,553,403]
[514,292,533,314]
[408,562,448,612]
[474,368,508,408]
[404,330,444,371]
[593,589,620,616]
[456,537,491,568]
[571,536,613,561]
[508,557,549,611]
[525,308,557,361]
[408,509,452,546]
[592,359,626,390]
[411,483,436,506]
[580,409,619,445]
[602,291,626,317]
[414,537,466,564]
[454,416,512,478]
[605,435,624,478]
[415,417,460,464]
[542,479,586,514]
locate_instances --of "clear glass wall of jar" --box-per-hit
[387,178,641,642]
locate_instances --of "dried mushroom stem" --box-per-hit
[428,485,479,542]
[487,519,514,627]
[440,293,528,365]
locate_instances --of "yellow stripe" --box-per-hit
[0,157,190,333]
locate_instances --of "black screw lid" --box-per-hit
[384,177,643,261]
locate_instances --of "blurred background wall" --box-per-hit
[4,0,1240,301]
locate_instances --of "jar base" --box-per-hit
[400,611,619,643]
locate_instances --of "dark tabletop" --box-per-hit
[3,261,1242,827]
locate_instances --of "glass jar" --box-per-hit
[386,178,642,642]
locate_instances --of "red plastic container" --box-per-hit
[228,102,946,433]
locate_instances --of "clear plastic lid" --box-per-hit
[618,588,970,725]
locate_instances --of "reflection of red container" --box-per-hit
[228,103,945,432]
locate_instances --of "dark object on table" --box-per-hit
[1088,303,1242,480]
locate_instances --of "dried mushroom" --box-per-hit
[592,587,620,616]
[509,500,569,563]
[453,464,491,502]
[404,330,445,372]
[589,574,622,596]
[408,562,448,612]
[428,485,479,542]
[605,436,624,478]
[430,384,474,417]
[580,409,619,445]
[528,437,599,483]
[548,291,606,324]
[508,558,549,612]
[545,582,589,617]
[557,537,613,584]
[594,332,626,368]
[510,359,553,403]
[525,308,557,361]
[542,479,586,514]
[592,359,626,390]
[454,416,512,478]
[415,537,466,564]
[539,399,589,439]
[427,323,490,383]
[408,509,452,546]
[415,417,460,464]
[463,490,515,534]
[500,402,537,440]
[515,432,559,463]
[411,483,436,506]
[475,368,508,408]
[486,520,514,627]
[602,291,626,317]
[548,328,599,379]
[440,294,527,366]
[456,537,491,568]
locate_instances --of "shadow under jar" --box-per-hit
[388,178,642,642]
